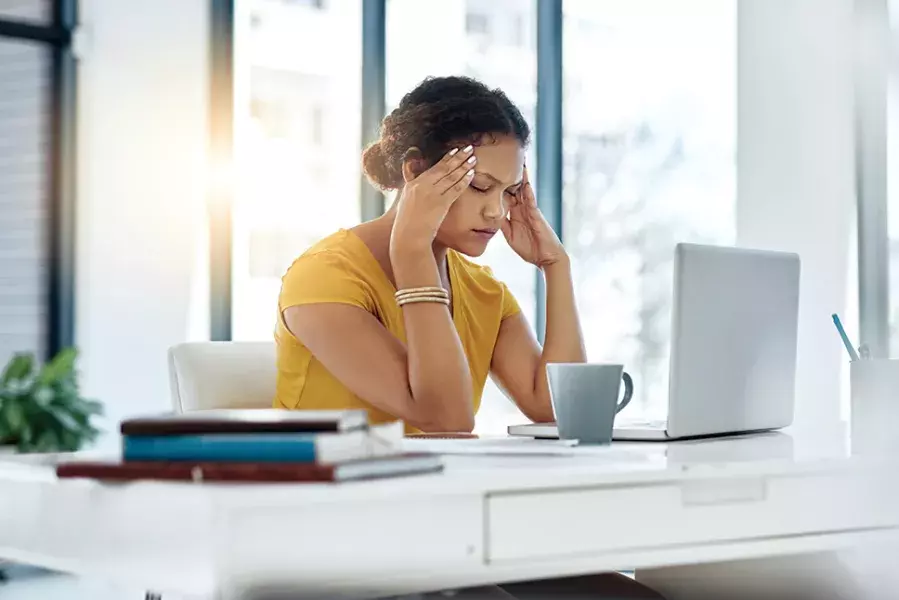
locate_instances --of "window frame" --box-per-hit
[211,0,564,340]
[0,0,77,360]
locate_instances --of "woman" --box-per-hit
[274,75,586,432]
[276,76,664,600]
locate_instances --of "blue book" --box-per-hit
[122,425,400,463]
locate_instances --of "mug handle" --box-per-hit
[616,372,633,413]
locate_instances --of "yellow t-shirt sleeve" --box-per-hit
[480,262,522,321]
[279,252,372,312]
[500,282,521,320]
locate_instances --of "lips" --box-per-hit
[472,228,498,238]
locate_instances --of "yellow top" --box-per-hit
[274,229,520,431]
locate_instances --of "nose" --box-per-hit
[482,191,505,221]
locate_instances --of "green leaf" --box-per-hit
[50,410,79,432]
[33,429,58,453]
[78,399,104,416]
[37,348,77,386]
[2,400,24,432]
[1,354,35,385]
[32,386,54,408]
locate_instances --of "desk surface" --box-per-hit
[1,426,897,599]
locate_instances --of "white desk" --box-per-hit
[1,427,898,600]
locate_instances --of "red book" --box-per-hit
[56,453,442,483]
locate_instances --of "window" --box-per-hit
[465,12,489,36]
[563,0,737,420]
[232,0,362,340]
[511,14,525,47]
[387,0,537,433]
[287,0,326,9]
[0,38,50,365]
[0,0,51,23]
[0,0,75,364]
[888,0,899,354]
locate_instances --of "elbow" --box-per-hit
[411,392,475,434]
[417,414,475,434]
[439,410,475,433]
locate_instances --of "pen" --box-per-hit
[832,313,860,362]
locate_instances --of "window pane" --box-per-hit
[0,39,49,365]
[232,0,362,340]
[563,0,737,420]
[889,0,899,354]
[0,0,51,24]
[387,0,537,433]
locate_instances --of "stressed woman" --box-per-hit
[274,75,587,433]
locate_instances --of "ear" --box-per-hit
[401,147,426,183]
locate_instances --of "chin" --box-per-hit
[452,241,490,258]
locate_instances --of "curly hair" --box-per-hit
[361,76,531,191]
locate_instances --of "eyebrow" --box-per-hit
[475,171,524,188]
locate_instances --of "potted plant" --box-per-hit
[0,348,103,454]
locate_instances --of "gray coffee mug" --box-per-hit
[546,363,634,445]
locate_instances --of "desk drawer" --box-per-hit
[485,470,898,563]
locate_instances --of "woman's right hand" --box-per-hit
[389,145,476,257]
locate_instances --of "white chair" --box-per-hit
[167,341,277,413]
[149,342,276,599]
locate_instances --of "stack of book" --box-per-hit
[56,410,442,483]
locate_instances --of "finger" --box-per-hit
[423,145,474,186]
[435,151,477,192]
[508,203,524,224]
[521,181,537,207]
[436,154,477,195]
[440,166,476,202]
[518,165,537,206]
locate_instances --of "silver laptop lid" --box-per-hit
[666,243,800,438]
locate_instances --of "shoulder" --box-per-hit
[450,251,504,288]
[450,251,522,321]
[284,230,371,276]
[280,230,380,311]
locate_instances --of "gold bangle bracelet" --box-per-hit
[397,296,450,307]
[394,286,447,298]
[395,291,449,302]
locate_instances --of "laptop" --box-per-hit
[508,243,801,441]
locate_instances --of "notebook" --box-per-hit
[122,421,403,464]
[120,409,369,437]
[56,453,443,483]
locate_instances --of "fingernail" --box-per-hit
[463,145,473,153]
[449,148,459,156]
[467,155,477,164]
[467,169,475,177]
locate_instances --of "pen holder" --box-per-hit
[850,359,899,455]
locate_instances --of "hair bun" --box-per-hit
[362,141,400,191]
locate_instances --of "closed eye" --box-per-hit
[471,185,520,196]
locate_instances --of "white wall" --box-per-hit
[76,0,210,425]
[737,0,856,428]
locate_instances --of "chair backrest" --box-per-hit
[168,341,277,413]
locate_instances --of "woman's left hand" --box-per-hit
[500,166,568,268]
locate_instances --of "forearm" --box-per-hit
[392,250,474,432]
[532,257,586,418]
[541,256,587,364]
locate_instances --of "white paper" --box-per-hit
[402,436,645,457]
